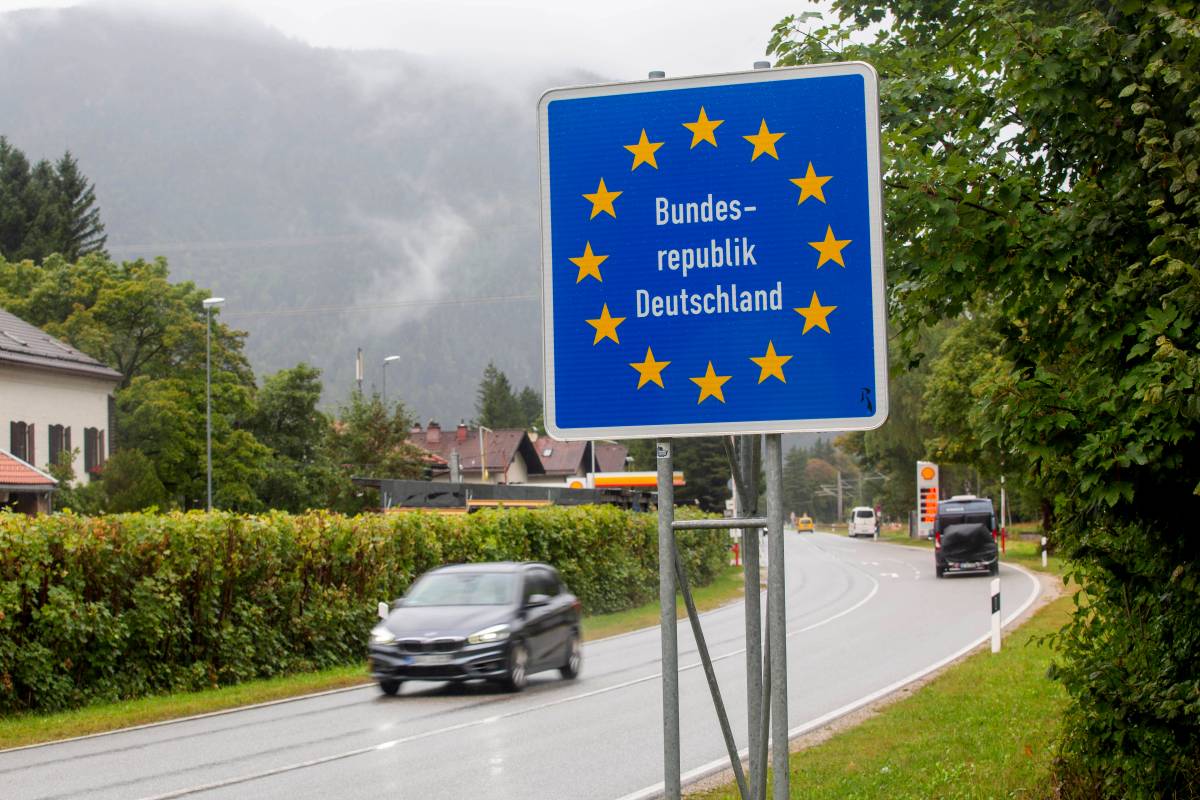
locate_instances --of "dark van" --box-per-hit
[934,495,999,578]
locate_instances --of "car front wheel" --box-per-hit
[378,679,402,696]
[560,633,581,680]
[504,641,529,692]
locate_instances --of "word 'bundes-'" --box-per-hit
[655,194,749,226]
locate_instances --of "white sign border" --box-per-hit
[537,62,888,441]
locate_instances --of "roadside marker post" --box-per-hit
[538,60,887,800]
[1042,536,1048,568]
[990,578,1002,653]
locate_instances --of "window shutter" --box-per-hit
[84,427,97,473]
[49,425,62,465]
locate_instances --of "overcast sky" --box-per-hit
[0,0,815,80]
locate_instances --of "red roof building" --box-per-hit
[0,449,57,515]
[408,422,545,485]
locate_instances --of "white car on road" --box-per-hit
[848,506,878,537]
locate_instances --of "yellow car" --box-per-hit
[796,514,815,533]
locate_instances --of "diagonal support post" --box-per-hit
[673,547,750,800]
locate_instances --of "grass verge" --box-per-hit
[0,565,745,750]
[690,592,1072,799]
[581,564,747,642]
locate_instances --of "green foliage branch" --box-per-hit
[770,2,1200,795]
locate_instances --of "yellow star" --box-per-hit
[586,303,625,345]
[749,341,793,384]
[690,361,731,404]
[682,107,724,148]
[808,226,852,268]
[794,292,837,334]
[624,129,664,170]
[568,242,607,283]
[743,119,785,161]
[583,178,622,219]
[789,162,832,205]
[629,346,670,389]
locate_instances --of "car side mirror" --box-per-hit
[526,593,550,608]
[378,601,390,620]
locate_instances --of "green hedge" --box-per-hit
[0,505,727,712]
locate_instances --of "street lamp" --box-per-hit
[382,355,401,404]
[202,296,225,512]
[478,424,493,482]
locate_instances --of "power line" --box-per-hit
[107,233,374,254]
[221,292,539,319]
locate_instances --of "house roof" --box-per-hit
[0,307,123,382]
[408,425,545,476]
[529,438,629,476]
[533,437,589,476]
[594,442,630,473]
[0,449,57,490]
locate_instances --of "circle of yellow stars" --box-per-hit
[565,103,855,405]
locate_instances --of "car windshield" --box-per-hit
[937,503,994,531]
[404,572,516,606]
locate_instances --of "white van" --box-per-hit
[848,507,878,538]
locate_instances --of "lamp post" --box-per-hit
[478,424,493,482]
[382,355,401,404]
[202,296,225,512]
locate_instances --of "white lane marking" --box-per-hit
[613,561,1043,800]
[0,682,377,756]
[880,572,900,579]
[130,573,883,799]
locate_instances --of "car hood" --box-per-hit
[382,605,514,638]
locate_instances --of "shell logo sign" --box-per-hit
[916,461,939,538]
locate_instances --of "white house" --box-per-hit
[0,307,122,484]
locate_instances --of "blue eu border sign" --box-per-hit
[538,63,887,440]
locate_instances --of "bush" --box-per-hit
[0,505,726,712]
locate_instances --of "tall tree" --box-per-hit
[475,361,541,430]
[52,152,107,260]
[328,391,425,480]
[516,385,544,434]
[771,3,1200,794]
[0,139,106,262]
[248,364,343,512]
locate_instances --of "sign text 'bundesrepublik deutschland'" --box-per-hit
[538,63,888,439]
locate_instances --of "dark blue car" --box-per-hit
[368,562,582,695]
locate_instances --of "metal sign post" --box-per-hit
[656,440,680,799]
[538,60,887,800]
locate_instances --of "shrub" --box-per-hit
[0,505,726,712]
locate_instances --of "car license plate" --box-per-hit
[956,561,982,570]
[410,654,454,666]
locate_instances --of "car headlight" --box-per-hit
[467,624,510,644]
[371,626,397,645]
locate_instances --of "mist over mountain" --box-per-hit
[0,5,602,424]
